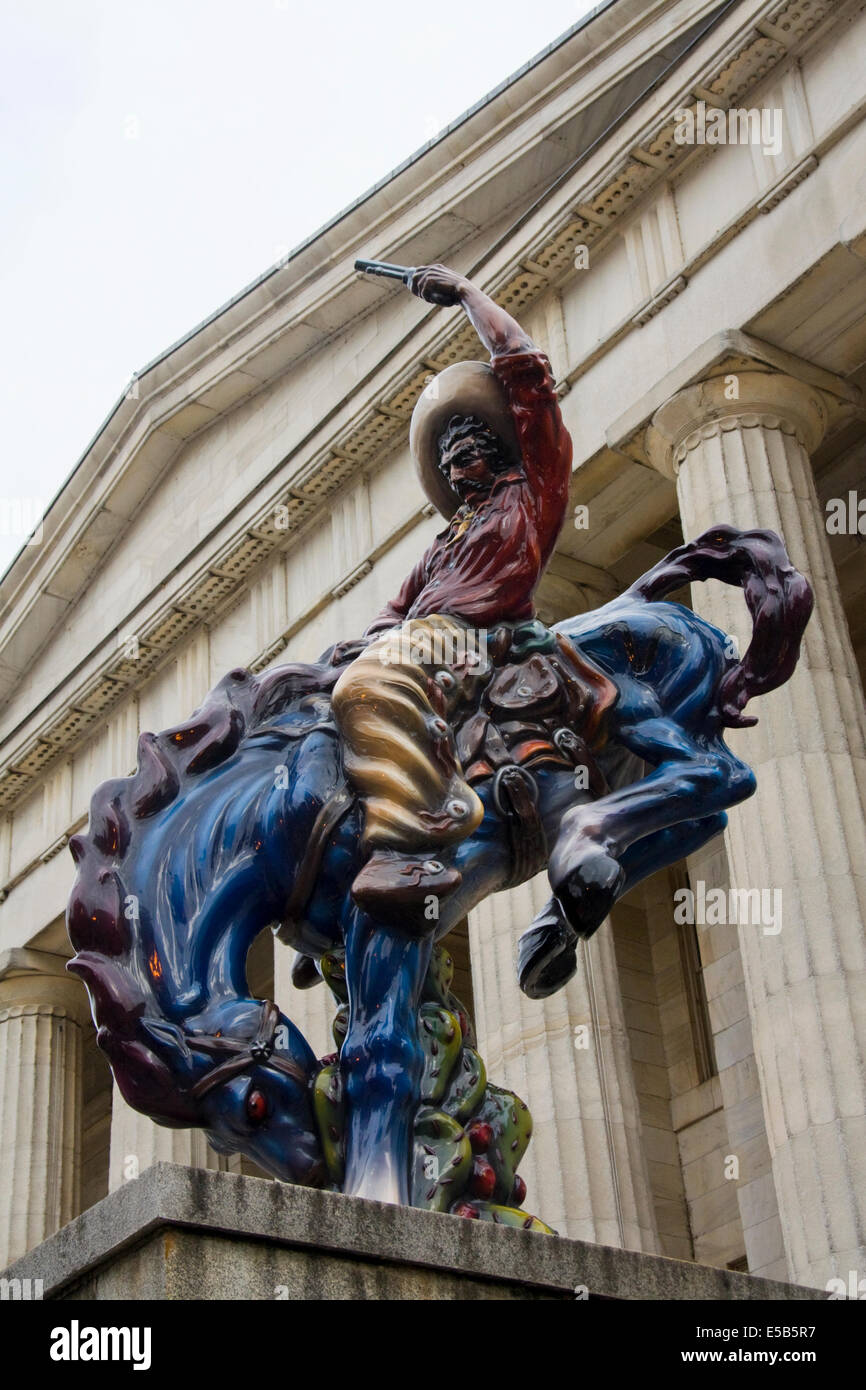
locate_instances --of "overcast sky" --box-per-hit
[0,0,603,574]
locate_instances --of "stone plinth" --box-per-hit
[1,1163,822,1301]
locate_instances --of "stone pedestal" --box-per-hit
[0,949,90,1268]
[645,366,866,1288]
[0,1163,820,1301]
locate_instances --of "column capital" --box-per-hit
[0,948,91,1026]
[645,370,830,482]
[605,329,863,476]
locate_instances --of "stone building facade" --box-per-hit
[1,0,864,1293]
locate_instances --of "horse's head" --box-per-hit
[178,999,325,1184]
[200,1066,326,1185]
[68,933,326,1182]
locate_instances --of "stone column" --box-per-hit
[273,948,336,1062]
[469,873,659,1250]
[0,949,90,1267]
[107,1091,218,1192]
[645,367,866,1288]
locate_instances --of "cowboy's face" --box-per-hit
[440,431,499,498]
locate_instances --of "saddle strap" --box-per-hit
[492,764,548,890]
[273,785,355,946]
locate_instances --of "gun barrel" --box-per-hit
[354,258,415,284]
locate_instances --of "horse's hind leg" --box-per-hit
[341,906,433,1204]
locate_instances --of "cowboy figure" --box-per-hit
[332,263,573,926]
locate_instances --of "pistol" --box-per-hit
[354,258,416,286]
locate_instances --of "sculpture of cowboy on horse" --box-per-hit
[65,261,812,1216]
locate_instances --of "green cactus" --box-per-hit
[419,1003,463,1103]
[309,941,551,1232]
[320,951,348,1003]
[312,1062,345,1186]
[422,943,475,1046]
[449,1202,553,1233]
[470,1086,533,1206]
[441,1045,487,1122]
[411,1108,472,1212]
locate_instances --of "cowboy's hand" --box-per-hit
[410,264,468,306]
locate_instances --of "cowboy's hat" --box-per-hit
[409,361,520,519]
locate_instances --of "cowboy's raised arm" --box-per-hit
[410,264,572,549]
[409,264,535,357]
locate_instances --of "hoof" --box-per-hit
[553,848,625,938]
[518,905,579,1000]
[291,953,322,990]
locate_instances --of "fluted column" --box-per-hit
[107,1090,218,1191]
[273,948,336,1063]
[0,949,90,1267]
[469,872,659,1249]
[646,368,866,1288]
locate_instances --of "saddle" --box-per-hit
[451,621,617,888]
[277,621,618,937]
[455,625,615,795]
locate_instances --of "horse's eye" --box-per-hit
[246,1089,268,1123]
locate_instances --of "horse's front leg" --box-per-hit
[518,812,729,999]
[341,905,433,1204]
[550,719,755,937]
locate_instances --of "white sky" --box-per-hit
[0,0,603,575]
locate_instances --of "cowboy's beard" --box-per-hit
[442,445,502,501]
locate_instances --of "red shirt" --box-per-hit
[367,350,572,636]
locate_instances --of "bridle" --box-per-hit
[188,999,308,1100]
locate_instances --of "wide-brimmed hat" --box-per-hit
[409,361,520,518]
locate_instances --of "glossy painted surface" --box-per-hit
[66,524,812,1214]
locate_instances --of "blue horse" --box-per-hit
[66,524,811,1207]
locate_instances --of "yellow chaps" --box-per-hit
[331,615,486,850]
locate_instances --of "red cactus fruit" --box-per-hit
[452,1201,480,1220]
[511,1174,527,1206]
[467,1121,493,1154]
[469,1156,496,1200]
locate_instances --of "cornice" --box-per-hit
[0,0,853,818]
[0,0,661,642]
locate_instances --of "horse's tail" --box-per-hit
[628,524,814,728]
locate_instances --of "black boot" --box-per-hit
[351,849,461,932]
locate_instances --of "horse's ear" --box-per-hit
[140,1017,193,1063]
